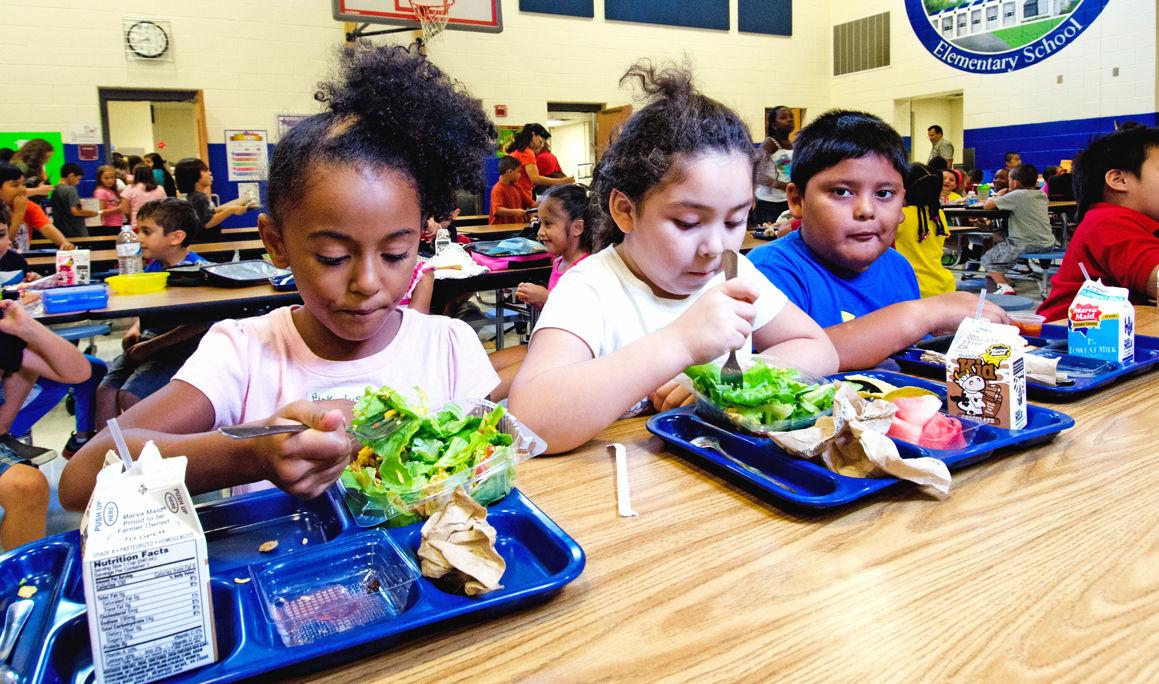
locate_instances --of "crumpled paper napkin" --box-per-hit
[417,487,506,596]
[771,383,952,497]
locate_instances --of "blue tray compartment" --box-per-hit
[892,324,1159,400]
[14,487,583,683]
[647,370,1075,513]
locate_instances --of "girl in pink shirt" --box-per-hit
[92,165,127,227]
[120,163,167,227]
[491,183,594,399]
[59,44,500,509]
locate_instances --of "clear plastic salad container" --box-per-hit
[339,397,547,528]
[678,354,837,436]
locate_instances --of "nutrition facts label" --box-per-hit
[87,539,214,684]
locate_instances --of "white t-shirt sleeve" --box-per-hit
[171,319,249,428]
[445,318,501,400]
[532,274,605,357]
[740,253,788,329]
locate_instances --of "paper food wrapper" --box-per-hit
[772,384,952,496]
[417,487,506,596]
[921,348,1068,386]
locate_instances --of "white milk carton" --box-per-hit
[1068,279,1134,364]
[55,249,91,285]
[945,317,1028,430]
[82,442,216,684]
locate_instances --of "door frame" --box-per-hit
[97,87,208,162]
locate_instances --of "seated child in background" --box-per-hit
[940,170,963,203]
[0,163,75,251]
[0,299,91,549]
[490,183,594,400]
[982,163,1056,295]
[508,62,837,453]
[174,157,253,240]
[61,43,501,510]
[96,199,212,426]
[1038,125,1159,320]
[747,110,1007,372]
[50,163,100,239]
[490,155,533,225]
[894,163,956,298]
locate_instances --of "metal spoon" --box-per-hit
[689,435,798,494]
[0,599,35,681]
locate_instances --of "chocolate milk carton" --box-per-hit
[945,317,1027,430]
[1068,279,1134,364]
[82,442,216,684]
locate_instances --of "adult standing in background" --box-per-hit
[11,138,55,198]
[145,152,177,197]
[533,140,567,196]
[505,123,574,205]
[927,125,954,168]
[754,105,794,224]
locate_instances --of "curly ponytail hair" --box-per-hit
[591,60,757,249]
[266,42,496,227]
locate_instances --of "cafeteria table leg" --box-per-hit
[494,289,505,350]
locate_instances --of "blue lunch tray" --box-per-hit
[1,487,584,683]
[892,324,1159,401]
[646,370,1074,513]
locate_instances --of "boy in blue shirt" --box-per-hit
[96,199,210,425]
[748,110,1007,370]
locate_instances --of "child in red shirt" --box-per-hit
[1038,125,1159,320]
[489,155,532,224]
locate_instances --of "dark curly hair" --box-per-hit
[904,163,946,243]
[1072,124,1159,220]
[266,42,495,227]
[789,109,907,194]
[538,183,595,253]
[591,60,757,248]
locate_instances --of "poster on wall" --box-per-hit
[225,130,269,181]
[906,0,1110,74]
[276,115,310,141]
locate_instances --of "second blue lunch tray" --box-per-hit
[891,324,1159,401]
[646,370,1074,512]
[3,487,584,684]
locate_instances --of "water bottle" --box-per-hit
[115,225,143,274]
[966,190,978,207]
[434,227,451,254]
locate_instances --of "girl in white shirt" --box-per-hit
[509,62,838,453]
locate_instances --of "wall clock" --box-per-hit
[125,20,169,59]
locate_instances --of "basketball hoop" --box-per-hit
[411,0,454,43]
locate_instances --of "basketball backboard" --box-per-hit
[334,0,503,33]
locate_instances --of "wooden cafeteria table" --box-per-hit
[300,305,1159,682]
[25,239,270,274]
[30,226,260,250]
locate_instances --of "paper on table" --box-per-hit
[417,487,505,596]
[771,383,952,497]
[81,198,102,228]
[609,443,638,518]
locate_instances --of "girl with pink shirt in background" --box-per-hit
[119,163,167,227]
[92,165,127,227]
[60,43,500,509]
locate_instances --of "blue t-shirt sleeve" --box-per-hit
[747,242,811,314]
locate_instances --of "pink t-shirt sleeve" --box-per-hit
[442,318,500,400]
[172,319,250,428]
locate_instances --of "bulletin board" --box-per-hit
[519,0,593,18]
[604,0,728,31]
[738,0,792,36]
[0,132,65,183]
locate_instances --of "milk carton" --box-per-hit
[82,443,216,684]
[1068,279,1134,364]
[945,317,1027,430]
[55,249,91,285]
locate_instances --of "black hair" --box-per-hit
[928,124,943,135]
[137,198,200,247]
[1010,163,1037,188]
[145,153,177,196]
[0,201,10,228]
[1072,125,1159,220]
[267,42,495,227]
[766,105,792,141]
[928,156,948,171]
[0,163,22,184]
[1042,165,1058,180]
[132,163,158,191]
[60,162,84,178]
[538,183,594,253]
[968,168,983,183]
[0,148,13,164]
[126,155,143,171]
[497,155,521,175]
[904,163,946,243]
[1004,151,1020,164]
[506,123,550,154]
[789,109,907,194]
[591,60,756,248]
[174,158,208,195]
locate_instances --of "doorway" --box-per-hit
[99,88,208,165]
[897,92,965,168]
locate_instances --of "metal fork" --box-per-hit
[689,435,797,493]
[719,249,744,388]
[218,413,406,442]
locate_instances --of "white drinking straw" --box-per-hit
[106,417,134,471]
[1078,261,1092,282]
[974,289,987,319]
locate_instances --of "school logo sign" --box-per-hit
[907,0,1110,73]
